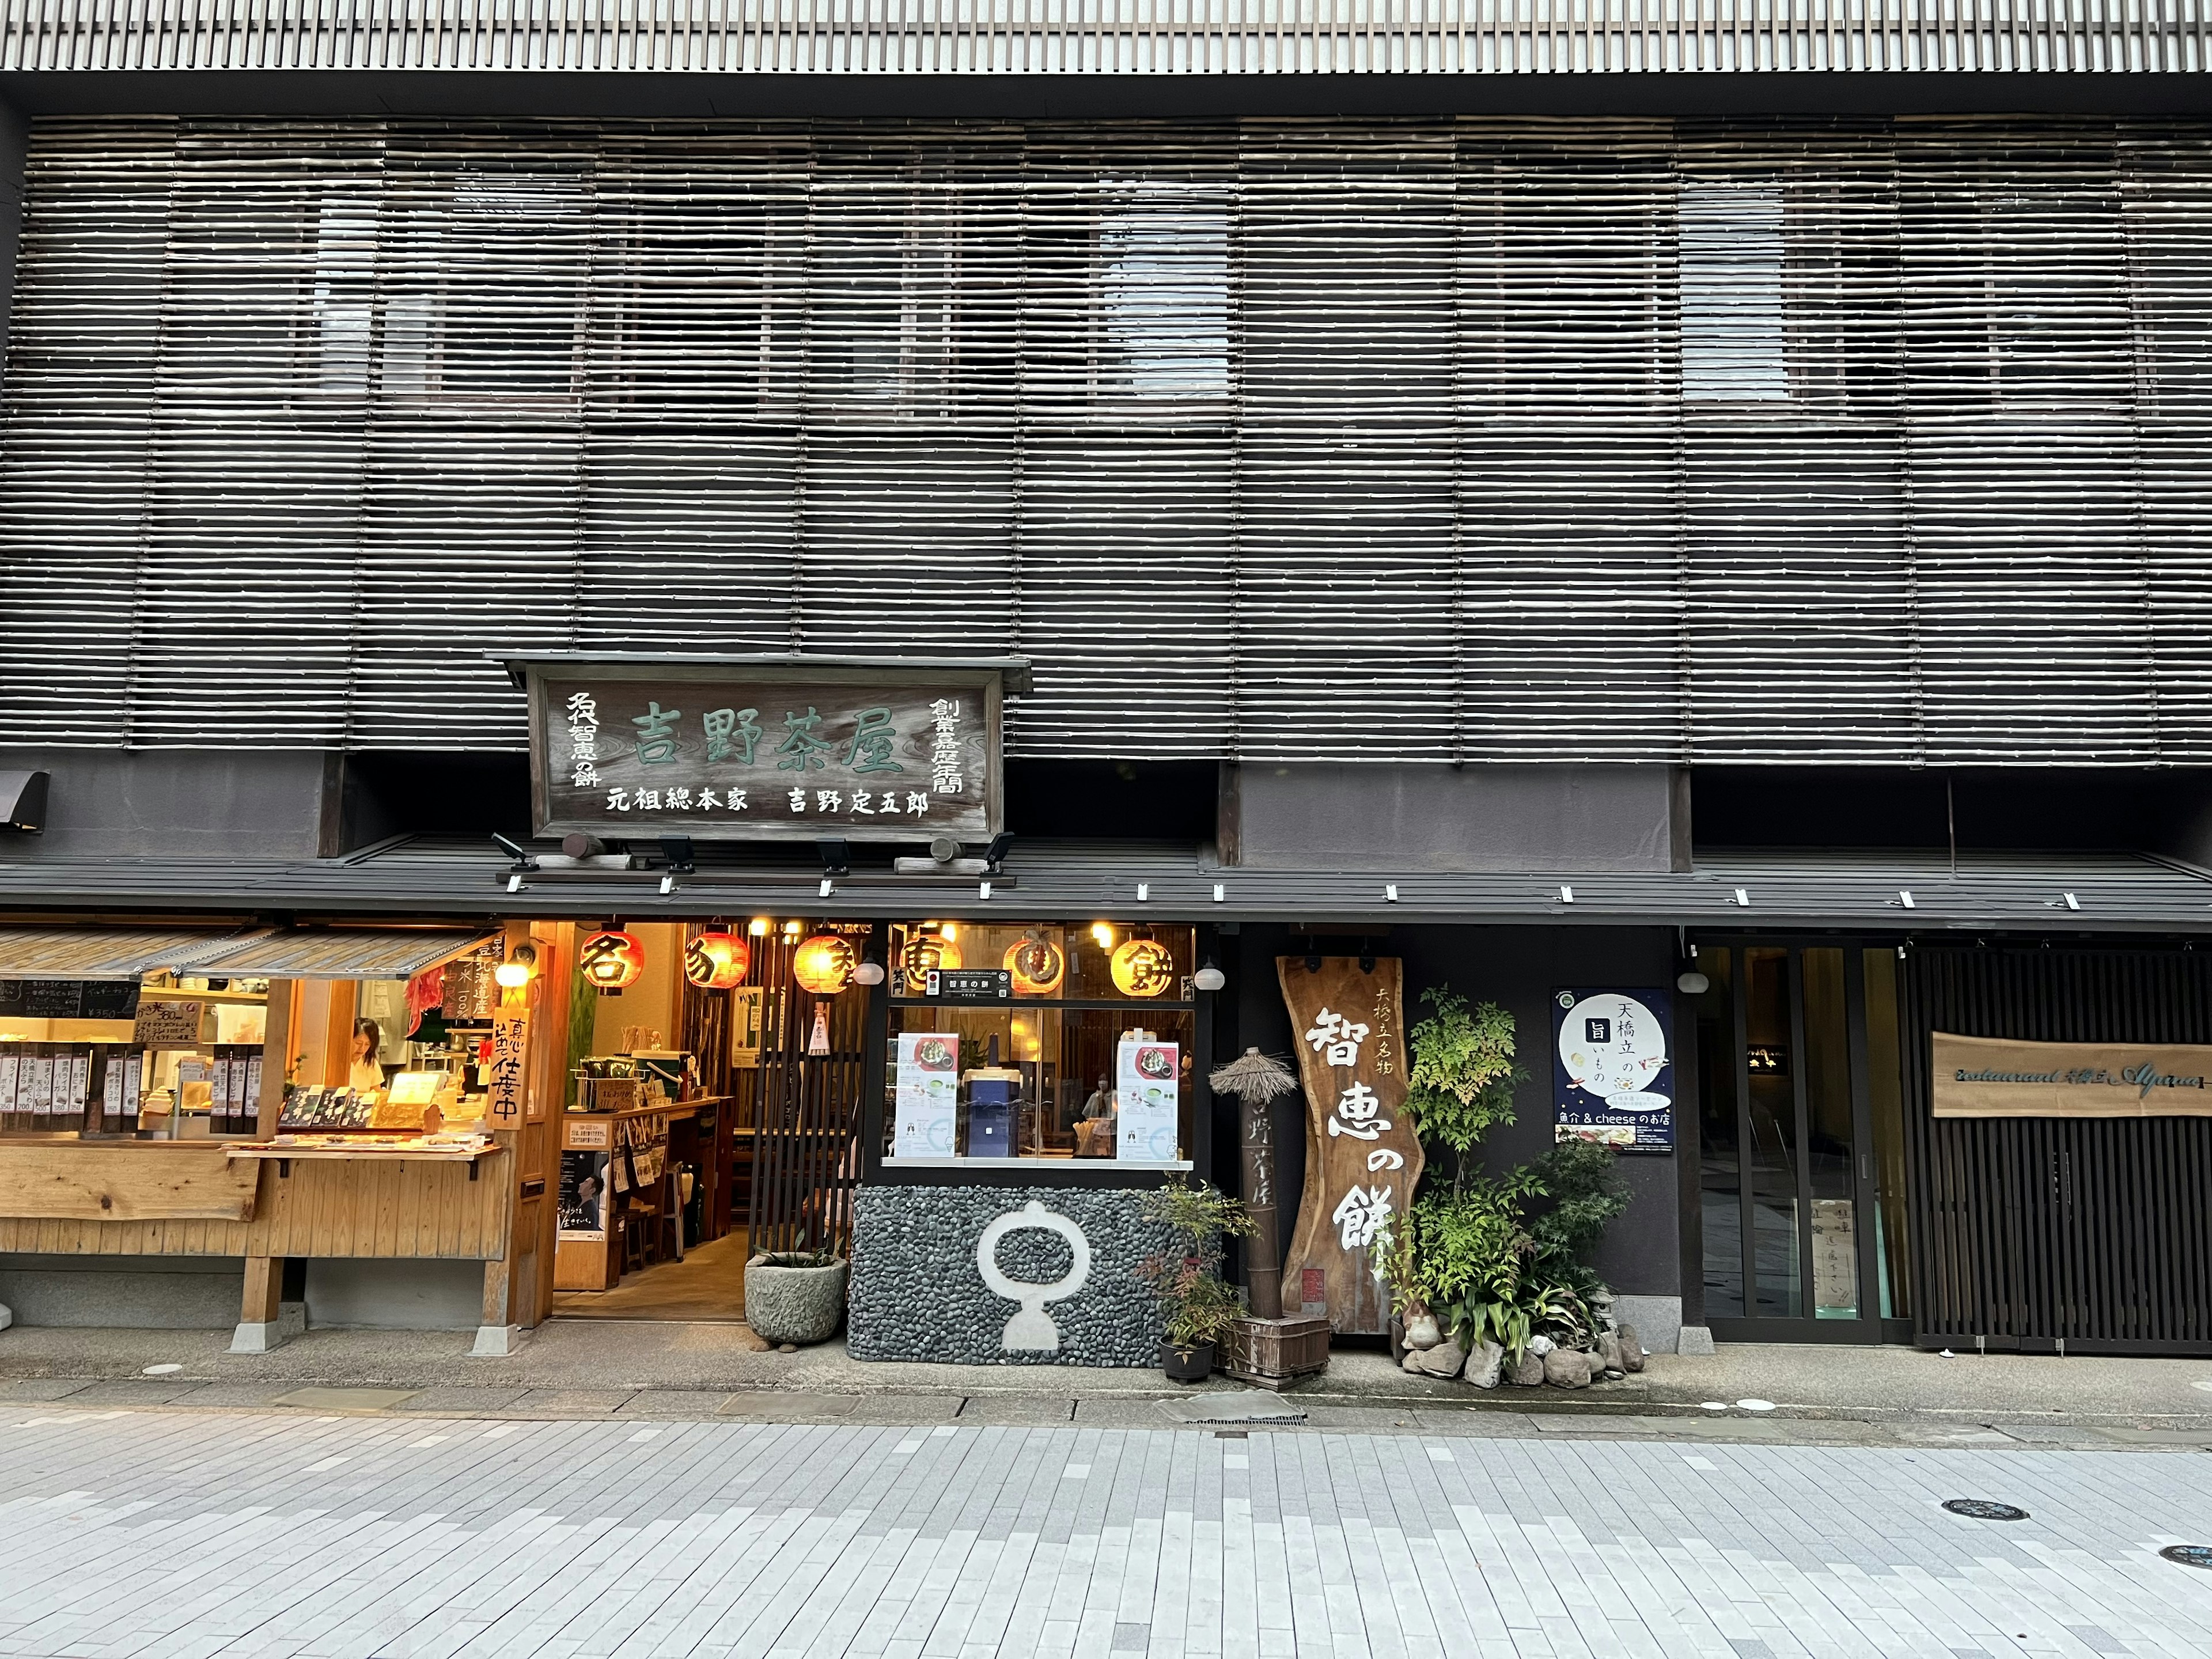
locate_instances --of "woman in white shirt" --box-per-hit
[348,1018,385,1093]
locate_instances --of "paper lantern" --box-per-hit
[1004,931,1066,997]
[685,930,750,991]
[900,931,963,994]
[579,928,646,993]
[793,933,857,995]
[1110,937,1176,998]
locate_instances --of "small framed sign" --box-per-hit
[509,654,1020,845]
[925,968,1012,1001]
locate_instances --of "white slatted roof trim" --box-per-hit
[0,0,2204,75]
[185,927,498,979]
[0,926,248,978]
[3,117,2211,766]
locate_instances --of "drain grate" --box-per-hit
[2161,1544,2212,1569]
[1943,1499,2029,1521]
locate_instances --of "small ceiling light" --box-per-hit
[1091,921,1115,948]
[1192,963,1226,993]
[783,919,804,937]
[748,917,772,937]
[494,960,531,990]
[853,960,888,987]
[1676,970,1710,995]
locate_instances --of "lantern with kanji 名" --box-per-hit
[793,933,857,995]
[1110,937,1175,998]
[899,930,962,994]
[684,929,750,991]
[1004,930,1066,997]
[579,927,646,993]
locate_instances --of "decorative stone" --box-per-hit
[1464,1340,1504,1389]
[1618,1324,1646,1373]
[1416,1340,1467,1378]
[849,1185,1178,1367]
[0,1301,11,1331]
[1506,1351,1546,1387]
[1527,1334,1556,1356]
[1543,1347,1593,1388]
[1403,1349,1425,1374]
[1404,1312,1443,1350]
[1594,1331,1623,1373]
[744,1255,849,1347]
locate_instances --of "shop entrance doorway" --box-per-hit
[550,920,870,1325]
[1688,938,1913,1343]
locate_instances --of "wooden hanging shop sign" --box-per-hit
[1934,1031,2212,1118]
[1277,956,1422,1336]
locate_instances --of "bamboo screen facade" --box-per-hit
[2,116,2210,764]
[1,0,2204,74]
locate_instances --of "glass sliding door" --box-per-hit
[1690,937,1909,1343]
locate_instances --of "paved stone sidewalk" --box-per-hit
[3,1406,2211,1658]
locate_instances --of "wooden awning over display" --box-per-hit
[0,926,243,979]
[185,928,498,980]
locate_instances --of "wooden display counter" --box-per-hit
[0,1137,512,1260]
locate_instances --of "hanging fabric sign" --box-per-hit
[1277,956,1421,1336]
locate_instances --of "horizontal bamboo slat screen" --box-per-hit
[0,0,2203,75]
[2,116,2210,764]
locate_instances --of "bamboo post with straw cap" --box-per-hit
[1208,1045,1298,1320]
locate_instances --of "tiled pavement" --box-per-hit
[3,1407,2212,1658]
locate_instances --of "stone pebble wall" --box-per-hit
[849,1185,1175,1366]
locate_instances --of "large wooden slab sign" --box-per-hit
[1,1143,260,1222]
[1278,956,1423,1335]
[1935,1031,2212,1118]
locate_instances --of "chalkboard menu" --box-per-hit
[0,979,142,1020]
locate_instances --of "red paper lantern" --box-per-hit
[685,930,751,990]
[579,927,646,993]
[793,933,857,995]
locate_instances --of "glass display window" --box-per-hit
[882,920,1199,1168]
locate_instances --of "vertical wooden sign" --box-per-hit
[1277,957,1423,1335]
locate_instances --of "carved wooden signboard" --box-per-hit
[1278,956,1423,1336]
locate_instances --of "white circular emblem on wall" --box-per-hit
[976,1200,1093,1353]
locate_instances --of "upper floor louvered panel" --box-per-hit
[3,114,2212,765]
[0,0,2206,75]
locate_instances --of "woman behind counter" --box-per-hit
[349,1018,387,1093]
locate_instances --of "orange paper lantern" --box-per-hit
[579,928,646,993]
[1111,937,1175,998]
[793,933,857,995]
[685,930,751,990]
[1004,932,1066,997]
[900,931,963,994]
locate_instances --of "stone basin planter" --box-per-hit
[745,1253,849,1346]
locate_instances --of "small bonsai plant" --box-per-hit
[1137,1177,1255,1374]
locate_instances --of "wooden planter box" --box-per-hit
[1221,1315,1331,1389]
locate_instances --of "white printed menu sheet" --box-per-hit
[892,1033,960,1158]
[1116,1038,1180,1164]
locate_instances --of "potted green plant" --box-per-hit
[1138,1177,1255,1382]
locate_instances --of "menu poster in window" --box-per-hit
[892,1033,960,1158]
[1115,1039,1180,1163]
[1277,956,1422,1337]
[1551,987,1674,1153]
[518,658,1007,844]
[0,980,142,1020]
[558,1149,610,1241]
